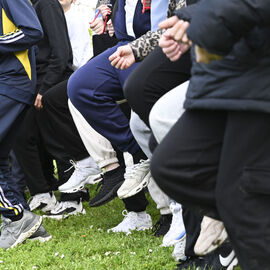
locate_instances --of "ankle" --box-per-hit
[103,162,120,173]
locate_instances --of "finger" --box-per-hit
[170,51,182,62]
[108,52,119,61]
[158,16,179,29]
[110,56,121,66]
[173,21,190,42]
[115,58,125,69]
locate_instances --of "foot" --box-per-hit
[162,202,186,247]
[90,166,125,207]
[58,160,102,193]
[29,225,52,242]
[44,200,86,220]
[172,236,187,261]
[117,159,151,199]
[194,216,228,256]
[0,210,42,249]
[107,210,152,234]
[152,214,172,237]
[29,192,57,212]
[196,241,238,270]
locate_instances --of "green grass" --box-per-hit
[0,191,178,270]
[0,189,241,270]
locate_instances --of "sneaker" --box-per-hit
[117,159,151,199]
[196,240,238,270]
[44,200,86,220]
[80,188,90,202]
[162,202,186,247]
[175,256,202,270]
[29,192,57,212]
[58,160,102,193]
[107,210,152,234]
[152,214,172,237]
[194,216,228,256]
[172,236,187,261]
[90,166,125,207]
[0,210,42,249]
[29,225,52,242]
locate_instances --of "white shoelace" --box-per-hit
[124,159,150,179]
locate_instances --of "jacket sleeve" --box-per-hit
[38,1,72,94]
[187,0,270,55]
[0,0,43,53]
[129,29,164,61]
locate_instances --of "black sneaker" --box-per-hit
[197,241,238,270]
[90,166,125,207]
[175,256,202,270]
[80,188,90,202]
[152,214,172,237]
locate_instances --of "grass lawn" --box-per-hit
[0,188,241,270]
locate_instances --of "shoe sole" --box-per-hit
[162,232,186,247]
[90,181,124,207]
[43,208,86,220]
[29,235,52,243]
[195,228,228,256]
[59,174,102,193]
[10,216,42,248]
[117,173,151,199]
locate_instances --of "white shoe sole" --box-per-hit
[162,231,186,247]
[10,216,42,248]
[43,208,86,220]
[29,235,52,243]
[117,173,151,199]
[59,174,102,193]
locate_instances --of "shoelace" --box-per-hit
[64,160,78,173]
[124,159,150,179]
[151,217,164,234]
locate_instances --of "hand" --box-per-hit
[90,18,104,34]
[158,16,180,30]
[108,45,135,70]
[159,30,191,61]
[106,19,114,37]
[195,45,223,64]
[98,4,111,19]
[34,94,43,110]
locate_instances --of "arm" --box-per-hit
[0,0,43,53]
[187,0,270,55]
[38,1,71,95]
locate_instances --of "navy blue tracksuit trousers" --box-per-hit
[0,95,27,218]
[68,42,141,155]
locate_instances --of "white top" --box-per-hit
[65,5,92,70]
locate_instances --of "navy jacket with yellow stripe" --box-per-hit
[0,0,43,105]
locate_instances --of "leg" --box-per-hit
[217,111,270,270]
[68,43,140,155]
[124,46,191,127]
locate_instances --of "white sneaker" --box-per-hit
[172,236,187,261]
[29,192,57,212]
[162,202,186,247]
[194,216,228,256]
[117,159,151,199]
[44,200,86,220]
[107,210,152,234]
[58,159,102,193]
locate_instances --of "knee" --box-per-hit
[67,72,80,105]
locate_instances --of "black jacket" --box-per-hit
[32,0,73,95]
[175,0,270,113]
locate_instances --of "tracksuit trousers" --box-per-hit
[0,94,27,218]
[151,109,270,270]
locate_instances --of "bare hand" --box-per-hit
[98,4,111,19]
[195,45,223,64]
[34,94,43,110]
[108,45,135,70]
[106,19,114,37]
[90,18,104,34]
[158,16,180,30]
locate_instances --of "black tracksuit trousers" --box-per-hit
[151,109,270,270]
